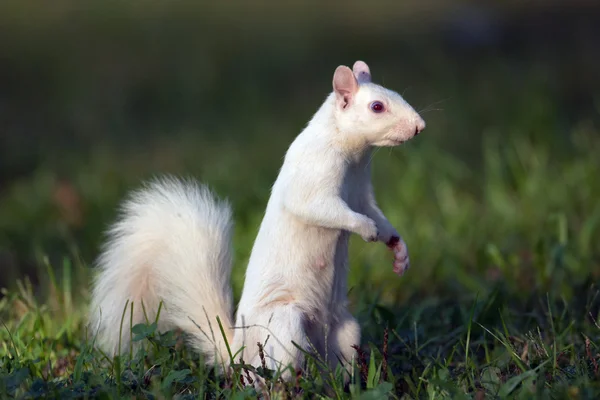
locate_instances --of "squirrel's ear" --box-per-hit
[352,60,371,83]
[333,65,358,109]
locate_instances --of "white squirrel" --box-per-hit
[89,60,425,380]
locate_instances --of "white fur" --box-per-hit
[88,177,234,365]
[88,61,425,380]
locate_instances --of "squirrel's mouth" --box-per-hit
[372,138,405,147]
[387,138,407,146]
[373,134,411,147]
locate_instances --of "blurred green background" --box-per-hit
[1,0,599,308]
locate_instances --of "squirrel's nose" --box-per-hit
[414,118,426,136]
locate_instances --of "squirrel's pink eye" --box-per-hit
[370,101,385,113]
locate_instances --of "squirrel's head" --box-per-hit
[332,60,425,147]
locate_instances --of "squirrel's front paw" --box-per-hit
[356,216,378,242]
[387,235,410,276]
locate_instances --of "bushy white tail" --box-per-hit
[88,176,235,365]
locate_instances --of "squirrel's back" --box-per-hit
[88,177,234,364]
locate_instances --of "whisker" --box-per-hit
[419,108,444,114]
[417,98,451,114]
[364,147,382,170]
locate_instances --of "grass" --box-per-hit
[2,1,600,398]
[2,120,600,399]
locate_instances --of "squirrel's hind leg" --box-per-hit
[326,309,361,383]
[238,304,310,381]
